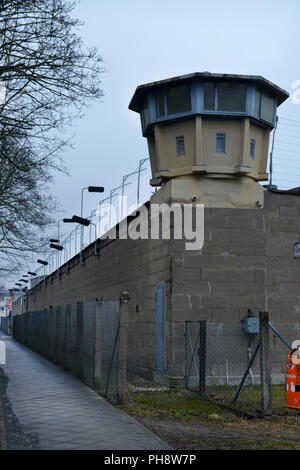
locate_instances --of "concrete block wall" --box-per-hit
[170,191,300,324]
[171,211,266,324]
[167,191,300,381]
[16,233,171,329]
[13,190,300,384]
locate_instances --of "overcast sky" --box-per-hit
[15,0,300,283]
[51,0,300,222]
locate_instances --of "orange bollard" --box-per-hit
[286,348,300,410]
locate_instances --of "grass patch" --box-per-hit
[181,436,300,450]
[124,384,297,420]
[123,388,234,423]
[121,384,300,449]
[192,383,297,416]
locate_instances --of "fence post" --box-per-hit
[75,302,84,380]
[199,320,207,397]
[259,311,272,416]
[117,291,129,405]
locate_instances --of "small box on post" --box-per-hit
[243,317,259,334]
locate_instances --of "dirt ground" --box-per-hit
[134,414,300,450]
[121,388,300,450]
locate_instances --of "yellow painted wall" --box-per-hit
[149,117,270,180]
[155,120,196,171]
[202,119,242,170]
[146,116,271,208]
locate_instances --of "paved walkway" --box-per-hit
[0,333,170,450]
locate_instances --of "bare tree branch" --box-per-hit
[0,0,104,281]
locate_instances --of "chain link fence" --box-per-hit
[10,306,297,417]
[184,320,262,414]
[125,321,202,419]
[0,317,10,335]
[125,314,296,417]
[12,300,125,405]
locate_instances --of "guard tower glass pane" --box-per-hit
[166,85,191,115]
[141,100,150,130]
[261,92,274,123]
[217,83,246,112]
[254,88,261,116]
[155,91,166,118]
[203,82,215,110]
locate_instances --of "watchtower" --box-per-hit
[129,72,288,207]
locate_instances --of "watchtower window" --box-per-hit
[261,92,275,123]
[141,99,150,131]
[216,133,226,154]
[203,82,246,112]
[176,136,185,157]
[155,91,165,118]
[254,88,261,116]
[249,139,256,159]
[254,88,275,123]
[166,85,191,116]
[218,83,246,112]
[203,82,216,110]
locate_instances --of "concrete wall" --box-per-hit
[14,231,171,326]
[13,190,300,384]
[166,190,300,381]
[170,191,300,324]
